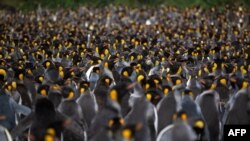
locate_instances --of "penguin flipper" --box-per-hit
[10,112,34,139]
[56,112,87,141]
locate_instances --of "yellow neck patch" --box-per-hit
[67,91,75,99]
[80,88,85,94]
[210,83,216,90]
[122,129,132,139]
[123,71,129,77]
[242,81,249,89]
[146,93,152,101]
[110,89,118,101]
[195,120,205,129]
[137,75,144,82]
[163,88,169,95]
[41,89,47,96]
[19,74,24,81]
[0,69,6,76]
[220,78,227,86]
[175,79,182,85]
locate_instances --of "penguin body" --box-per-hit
[195,90,221,141]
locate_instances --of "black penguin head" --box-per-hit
[182,88,193,97]
[173,110,188,122]
[0,68,7,83]
[162,85,172,95]
[200,75,215,90]
[79,80,90,94]
[43,60,53,69]
[232,78,249,90]
[136,70,147,87]
[121,66,133,78]
[99,75,113,86]
[192,119,205,134]
[107,117,125,132]
[61,86,75,100]
[145,89,163,105]
[35,75,45,84]
[215,76,228,87]
[37,84,50,97]
[35,98,56,120]
[170,75,183,86]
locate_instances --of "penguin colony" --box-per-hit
[0,5,250,141]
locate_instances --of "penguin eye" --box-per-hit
[122,129,132,139]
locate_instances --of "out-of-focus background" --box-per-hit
[0,0,250,11]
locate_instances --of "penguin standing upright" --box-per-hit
[157,85,177,133]
[223,78,250,125]
[77,81,98,129]
[195,76,221,141]
[156,110,197,141]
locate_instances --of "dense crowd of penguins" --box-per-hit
[0,4,250,141]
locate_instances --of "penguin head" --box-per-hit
[173,110,188,122]
[14,68,25,81]
[136,70,147,87]
[145,89,163,105]
[182,88,193,97]
[215,76,228,87]
[61,86,76,100]
[43,60,53,69]
[121,66,133,78]
[107,117,125,132]
[200,75,215,90]
[35,75,45,84]
[233,78,249,90]
[37,84,50,97]
[79,80,90,94]
[170,75,183,88]
[162,85,172,95]
[99,75,113,87]
[35,98,56,120]
[0,68,7,83]
[192,119,206,136]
